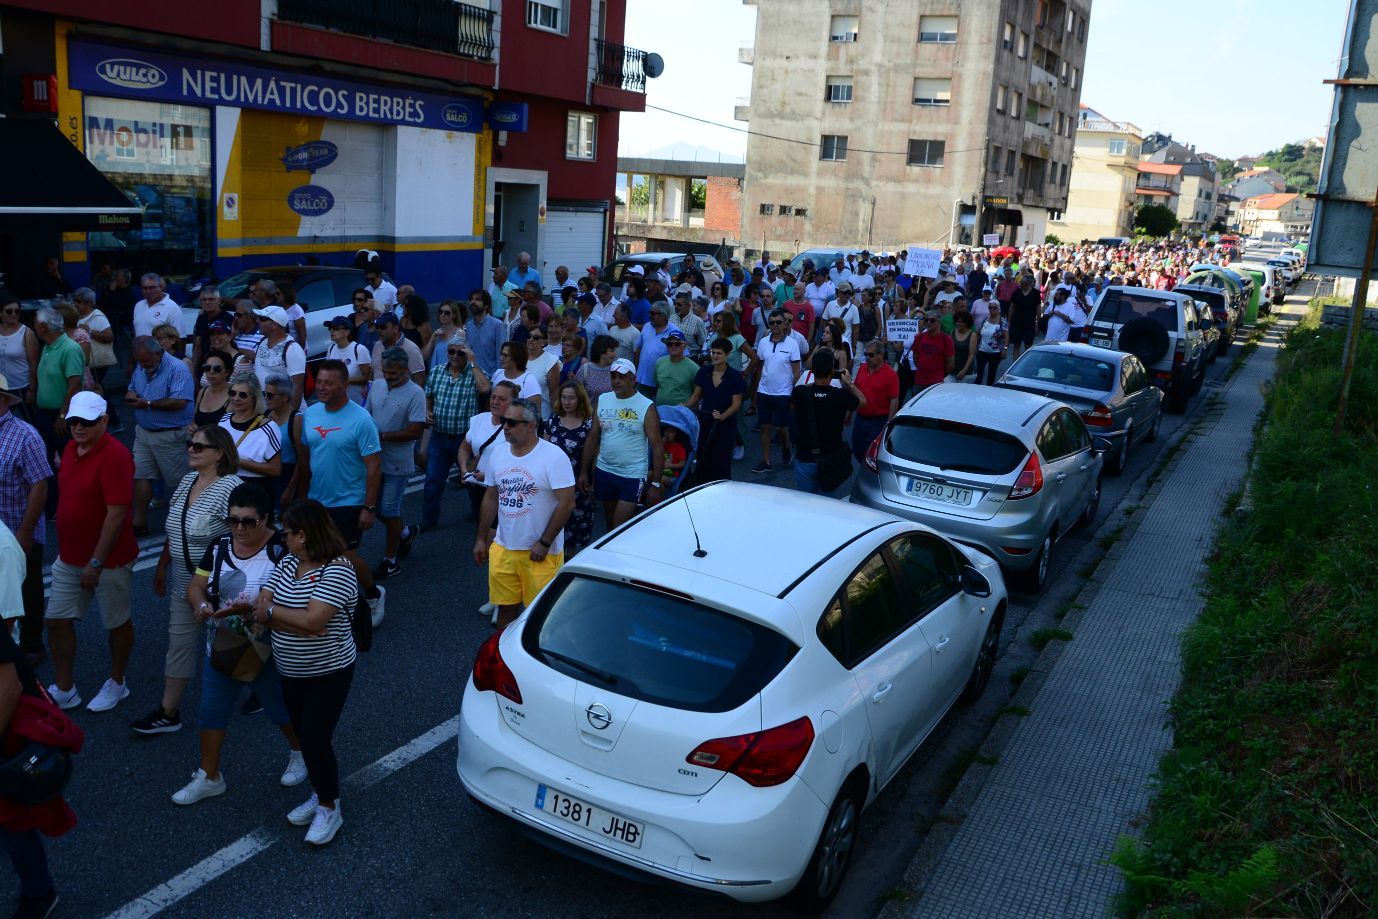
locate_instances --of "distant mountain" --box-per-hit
[621,141,744,163]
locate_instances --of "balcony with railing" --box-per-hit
[591,39,649,112]
[276,0,496,59]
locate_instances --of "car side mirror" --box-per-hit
[961,565,992,598]
[1091,435,1113,455]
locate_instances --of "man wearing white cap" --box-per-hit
[580,358,664,530]
[46,391,139,713]
[619,263,645,302]
[252,304,306,409]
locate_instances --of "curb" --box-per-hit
[876,313,1295,918]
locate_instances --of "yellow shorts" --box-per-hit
[488,543,564,608]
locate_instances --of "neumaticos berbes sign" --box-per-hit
[68,39,483,133]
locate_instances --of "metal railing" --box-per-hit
[595,40,647,93]
[277,0,495,60]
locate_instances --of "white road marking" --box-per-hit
[102,829,277,919]
[101,715,460,918]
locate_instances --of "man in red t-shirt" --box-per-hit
[784,283,816,342]
[46,391,139,713]
[851,341,900,462]
[908,311,955,391]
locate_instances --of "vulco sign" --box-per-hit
[96,58,167,90]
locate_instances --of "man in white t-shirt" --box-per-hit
[1042,288,1087,343]
[364,266,398,314]
[820,283,861,345]
[132,273,182,338]
[251,305,306,408]
[828,256,851,285]
[751,309,802,475]
[804,275,836,315]
[472,394,574,628]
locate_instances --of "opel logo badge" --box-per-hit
[585,703,613,731]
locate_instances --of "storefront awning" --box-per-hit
[0,119,143,232]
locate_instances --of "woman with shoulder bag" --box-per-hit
[169,482,307,806]
[219,373,282,500]
[132,425,243,736]
[248,499,359,846]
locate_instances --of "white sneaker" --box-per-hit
[368,586,386,628]
[304,802,343,846]
[733,445,745,460]
[172,768,227,806]
[478,601,495,617]
[280,750,308,787]
[287,792,319,826]
[47,684,81,711]
[86,679,130,713]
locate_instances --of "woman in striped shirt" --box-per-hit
[250,499,358,846]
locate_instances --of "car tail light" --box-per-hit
[685,716,815,788]
[1080,403,1114,427]
[472,629,522,704]
[1002,546,1032,555]
[1173,340,1186,365]
[1009,452,1043,500]
[864,430,883,472]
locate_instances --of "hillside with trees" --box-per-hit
[1217,142,1324,194]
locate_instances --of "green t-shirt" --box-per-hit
[773,281,791,307]
[37,335,85,410]
[940,314,956,334]
[654,355,700,406]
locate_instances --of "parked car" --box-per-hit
[601,252,724,290]
[1234,261,1283,315]
[996,342,1163,476]
[458,481,1007,909]
[205,265,392,360]
[1185,267,1248,317]
[851,383,1107,592]
[1084,286,1208,413]
[1265,256,1299,285]
[1176,284,1237,355]
[784,247,865,278]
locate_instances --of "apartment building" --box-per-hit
[737,0,1091,258]
[1051,106,1141,241]
[1239,192,1315,238]
[1141,134,1217,234]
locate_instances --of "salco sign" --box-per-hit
[69,39,483,133]
[287,185,335,217]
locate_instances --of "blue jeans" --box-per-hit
[793,459,838,497]
[0,827,53,899]
[198,652,292,731]
[423,431,466,527]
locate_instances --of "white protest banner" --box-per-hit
[903,247,942,278]
[886,318,921,344]
[982,233,1001,246]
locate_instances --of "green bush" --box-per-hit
[1115,324,1378,916]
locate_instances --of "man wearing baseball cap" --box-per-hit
[47,391,139,713]
[653,329,698,406]
[252,304,306,408]
[580,358,664,530]
[325,315,372,405]
[369,312,426,386]
[633,301,680,399]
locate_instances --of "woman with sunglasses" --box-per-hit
[706,281,732,318]
[192,349,234,430]
[171,482,304,805]
[265,372,305,509]
[422,299,467,369]
[133,425,243,735]
[219,374,282,500]
[349,291,378,352]
[490,341,543,415]
[523,327,560,418]
[0,299,38,415]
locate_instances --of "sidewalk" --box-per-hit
[893,313,1294,918]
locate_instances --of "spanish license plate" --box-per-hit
[1089,336,1112,348]
[535,784,645,849]
[906,478,973,506]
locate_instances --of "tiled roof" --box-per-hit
[1244,192,1299,210]
[1137,162,1183,175]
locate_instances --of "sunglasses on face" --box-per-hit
[224,515,262,528]
[353,296,368,302]
[229,390,252,399]
[528,335,546,342]
[186,440,212,453]
[235,312,251,318]
[266,390,286,399]
[501,417,530,428]
[439,309,454,317]
[69,417,102,428]
[203,364,225,373]
[2,307,19,316]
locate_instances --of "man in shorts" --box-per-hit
[46,391,139,712]
[125,335,194,535]
[473,398,574,628]
[750,309,802,475]
[367,349,426,580]
[580,359,664,530]
[294,360,386,625]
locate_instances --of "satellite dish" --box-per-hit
[643,53,665,79]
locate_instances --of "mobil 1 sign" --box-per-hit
[903,247,942,278]
[69,38,483,133]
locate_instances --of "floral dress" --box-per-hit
[541,415,597,555]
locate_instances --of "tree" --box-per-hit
[1134,204,1180,238]
[1217,158,1240,184]
[690,179,707,211]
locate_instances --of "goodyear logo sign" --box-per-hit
[281,141,339,173]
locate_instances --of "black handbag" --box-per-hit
[0,739,72,806]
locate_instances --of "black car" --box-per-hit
[1174,284,1236,357]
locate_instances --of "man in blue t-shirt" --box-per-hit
[294,359,387,623]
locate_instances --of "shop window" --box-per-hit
[565,112,597,160]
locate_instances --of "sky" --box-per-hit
[618,0,1349,162]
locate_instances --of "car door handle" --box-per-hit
[1055,472,1067,482]
[871,682,893,704]
[934,636,951,653]
[1079,463,1092,471]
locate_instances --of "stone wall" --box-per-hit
[1320,303,1378,333]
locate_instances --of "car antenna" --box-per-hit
[682,496,708,558]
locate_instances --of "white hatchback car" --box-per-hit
[458,481,1007,909]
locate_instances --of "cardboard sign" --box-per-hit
[886,319,921,343]
[903,247,942,278]
[982,233,1001,246]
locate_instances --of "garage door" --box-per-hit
[542,206,607,280]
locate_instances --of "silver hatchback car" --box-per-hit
[851,384,1107,591]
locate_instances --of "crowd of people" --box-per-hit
[0,236,1238,908]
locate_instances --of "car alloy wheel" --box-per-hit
[1109,425,1130,476]
[961,611,1004,703]
[1016,534,1053,593]
[791,784,861,912]
[1145,408,1162,443]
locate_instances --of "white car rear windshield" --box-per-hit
[523,575,798,713]
[887,417,1027,475]
[1094,291,1180,331]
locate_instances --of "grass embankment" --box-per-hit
[1113,315,1378,915]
